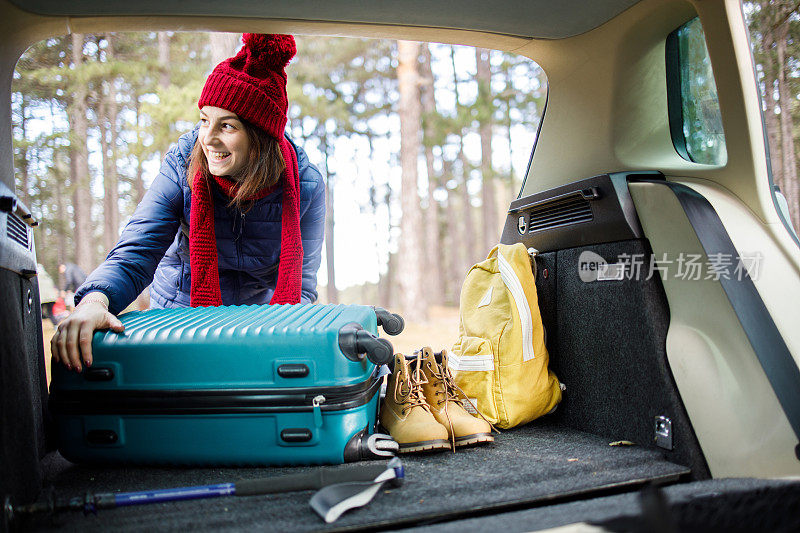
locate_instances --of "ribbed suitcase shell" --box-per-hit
[50,304,384,466]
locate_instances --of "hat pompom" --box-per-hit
[242,33,296,69]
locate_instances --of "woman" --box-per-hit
[51,34,325,373]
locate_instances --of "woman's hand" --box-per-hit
[50,293,124,372]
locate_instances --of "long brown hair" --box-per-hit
[187,119,286,211]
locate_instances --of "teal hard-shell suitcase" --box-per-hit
[49,304,404,466]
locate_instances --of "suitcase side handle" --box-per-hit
[338,323,395,365]
[373,307,405,336]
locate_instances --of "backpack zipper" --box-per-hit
[497,250,536,361]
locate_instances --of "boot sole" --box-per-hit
[455,433,494,447]
[397,439,452,453]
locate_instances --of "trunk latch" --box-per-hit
[654,415,673,450]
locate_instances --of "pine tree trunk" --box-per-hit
[364,132,392,308]
[134,96,146,203]
[502,65,518,231]
[69,33,95,272]
[108,50,120,241]
[325,183,337,304]
[158,32,171,88]
[419,44,445,303]
[325,185,337,304]
[153,32,173,168]
[397,40,427,322]
[775,25,799,229]
[476,48,498,253]
[47,101,68,286]
[17,96,30,206]
[55,169,68,289]
[451,47,476,277]
[101,34,120,254]
[458,151,476,265]
[505,68,515,182]
[441,158,462,304]
[758,25,783,186]
[378,82,399,307]
[321,131,338,304]
[762,64,783,184]
[99,101,114,253]
[379,166,395,308]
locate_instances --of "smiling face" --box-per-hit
[198,106,251,178]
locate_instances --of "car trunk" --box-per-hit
[6,171,717,531]
[20,422,686,531]
[7,171,800,529]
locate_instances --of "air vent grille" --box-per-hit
[6,212,29,249]
[528,192,593,232]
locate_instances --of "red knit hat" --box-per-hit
[198,34,296,139]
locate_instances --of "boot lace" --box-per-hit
[393,358,430,417]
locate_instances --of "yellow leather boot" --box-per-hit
[379,353,450,453]
[416,347,495,448]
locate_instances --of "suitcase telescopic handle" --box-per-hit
[338,323,395,365]
[373,307,405,336]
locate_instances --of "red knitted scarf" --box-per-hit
[189,137,303,307]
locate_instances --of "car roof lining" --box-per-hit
[7,0,643,41]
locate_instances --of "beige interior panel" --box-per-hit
[514,0,699,194]
[515,0,787,235]
[629,181,799,478]
[672,178,800,369]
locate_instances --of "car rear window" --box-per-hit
[666,17,727,165]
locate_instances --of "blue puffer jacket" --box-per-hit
[75,127,326,314]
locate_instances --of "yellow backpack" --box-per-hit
[450,243,562,429]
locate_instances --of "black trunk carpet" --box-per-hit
[397,477,800,532]
[22,421,688,532]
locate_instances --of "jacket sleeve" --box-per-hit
[74,148,186,314]
[299,168,326,304]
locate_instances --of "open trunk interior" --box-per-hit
[6,171,800,531]
[2,0,800,529]
[25,422,687,531]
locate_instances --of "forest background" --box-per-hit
[11,1,800,344]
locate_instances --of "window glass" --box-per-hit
[669,18,727,165]
[12,33,546,360]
